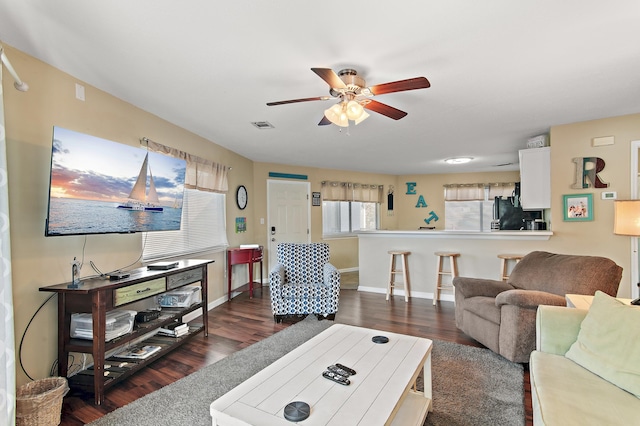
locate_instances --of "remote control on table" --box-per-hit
[322,370,350,385]
[335,363,356,375]
[327,364,356,377]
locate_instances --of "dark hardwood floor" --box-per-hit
[59,289,533,425]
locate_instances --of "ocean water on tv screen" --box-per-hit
[47,198,182,235]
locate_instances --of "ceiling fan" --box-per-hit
[266,68,430,127]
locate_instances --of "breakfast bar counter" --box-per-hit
[357,230,553,302]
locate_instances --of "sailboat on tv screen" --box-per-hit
[117,153,163,212]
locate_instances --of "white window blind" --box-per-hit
[143,189,228,261]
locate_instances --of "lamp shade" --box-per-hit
[614,200,640,236]
[346,100,364,120]
[324,102,349,127]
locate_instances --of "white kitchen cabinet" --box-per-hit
[519,147,551,209]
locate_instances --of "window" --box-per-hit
[143,189,228,261]
[322,201,379,237]
[444,200,494,231]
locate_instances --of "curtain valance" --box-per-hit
[444,182,517,201]
[145,139,229,193]
[444,183,484,201]
[321,181,384,203]
[488,182,516,199]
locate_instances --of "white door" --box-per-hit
[267,180,311,269]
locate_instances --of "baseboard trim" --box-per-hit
[357,286,455,303]
[183,295,229,323]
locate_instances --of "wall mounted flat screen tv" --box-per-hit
[45,127,187,236]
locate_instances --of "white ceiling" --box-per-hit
[1,1,639,175]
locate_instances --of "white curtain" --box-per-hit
[321,181,384,203]
[0,58,16,426]
[488,182,516,199]
[145,139,229,193]
[444,183,484,201]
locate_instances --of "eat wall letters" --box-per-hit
[405,182,439,224]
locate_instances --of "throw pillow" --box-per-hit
[566,291,640,398]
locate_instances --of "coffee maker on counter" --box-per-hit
[493,183,545,230]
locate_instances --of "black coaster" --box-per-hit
[372,335,389,344]
[284,401,310,422]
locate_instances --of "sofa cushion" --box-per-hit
[530,351,639,425]
[565,291,640,398]
[508,251,622,296]
[464,296,501,324]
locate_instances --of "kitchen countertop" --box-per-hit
[358,230,553,240]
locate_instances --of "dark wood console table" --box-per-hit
[39,259,212,405]
[227,246,263,300]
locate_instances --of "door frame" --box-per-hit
[630,140,640,299]
[266,179,311,271]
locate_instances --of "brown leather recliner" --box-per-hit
[453,251,622,363]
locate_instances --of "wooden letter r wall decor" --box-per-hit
[571,157,609,189]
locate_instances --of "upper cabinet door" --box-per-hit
[519,147,551,209]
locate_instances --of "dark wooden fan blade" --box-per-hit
[311,68,347,89]
[363,99,408,120]
[267,96,329,106]
[318,116,331,126]
[369,77,430,96]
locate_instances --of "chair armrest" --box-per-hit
[453,277,514,299]
[495,289,566,309]
[323,263,340,289]
[269,264,285,296]
[536,305,587,355]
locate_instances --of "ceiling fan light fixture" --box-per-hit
[354,110,370,125]
[346,100,364,120]
[324,103,349,127]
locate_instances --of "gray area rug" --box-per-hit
[88,316,524,426]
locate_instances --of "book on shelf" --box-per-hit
[114,344,162,360]
[157,321,189,337]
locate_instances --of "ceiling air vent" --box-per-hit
[251,121,275,129]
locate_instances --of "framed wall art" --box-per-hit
[563,193,593,221]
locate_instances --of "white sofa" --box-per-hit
[530,301,640,425]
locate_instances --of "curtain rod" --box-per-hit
[0,46,29,92]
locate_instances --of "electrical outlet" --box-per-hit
[75,83,85,101]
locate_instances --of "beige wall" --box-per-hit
[4,42,640,387]
[395,171,521,229]
[545,113,640,298]
[252,162,398,270]
[2,44,257,385]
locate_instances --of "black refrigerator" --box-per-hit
[494,196,543,230]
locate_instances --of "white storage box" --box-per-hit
[70,310,136,341]
[158,286,202,308]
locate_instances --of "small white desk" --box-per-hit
[565,294,633,310]
[210,324,433,426]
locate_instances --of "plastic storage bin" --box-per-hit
[158,285,202,308]
[70,309,136,341]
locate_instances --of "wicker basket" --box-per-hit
[16,377,69,426]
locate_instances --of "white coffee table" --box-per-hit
[210,324,433,426]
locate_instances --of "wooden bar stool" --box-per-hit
[434,251,460,305]
[387,251,411,302]
[498,253,523,281]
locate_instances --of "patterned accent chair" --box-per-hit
[269,243,340,323]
